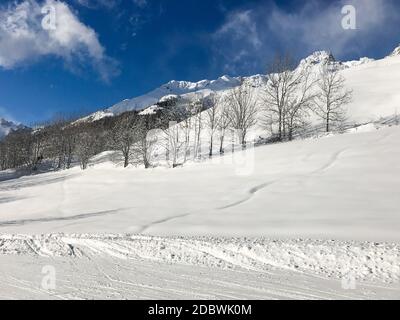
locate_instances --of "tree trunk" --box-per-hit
[209,136,213,157]
[219,135,224,154]
[326,112,330,132]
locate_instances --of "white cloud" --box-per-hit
[215,10,261,49]
[0,0,119,81]
[212,0,400,74]
[269,0,398,57]
[212,9,264,74]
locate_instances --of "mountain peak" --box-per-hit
[300,51,336,67]
[389,44,400,57]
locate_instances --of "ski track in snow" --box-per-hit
[217,181,277,210]
[1,234,399,282]
[314,149,348,174]
[140,181,277,233]
[0,234,399,299]
[0,209,125,228]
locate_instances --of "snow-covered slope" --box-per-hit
[0,118,25,139]
[105,75,241,115]
[342,55,400,122]
[1,125,400,299]
[389,44,400,57]
[1,124,399,241]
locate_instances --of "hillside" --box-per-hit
[1,124,399,241]
[79,45,400,126]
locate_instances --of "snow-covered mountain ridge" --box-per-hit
[389,44,400,57]
[82,46,400,123]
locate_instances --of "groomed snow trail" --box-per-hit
[0,234,399,299]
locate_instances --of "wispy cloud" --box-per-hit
[74,0,119,9]
[0,0,119,82]
[212,0,400,74]
[132,0,147,9]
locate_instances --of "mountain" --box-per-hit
[106,75,241,115]
[389,44,400,57]
[80,45,399,123]
[0,118,25,139]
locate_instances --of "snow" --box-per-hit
[1,234,398,282]
[298,51,336,68]
[341,57,375,69]
[1,126,400,299]
[78,47,400,126]
[104,75,241,115]
[0,234,399,299]
[1,125,400,240]
[389,44,400,57]
[158,94,179,103]
[71,110,114,125]
[138,104,162,115]
[341,55,400,123]
[2,252,398,300]
[2,124,400,298]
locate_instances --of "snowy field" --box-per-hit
[1,125,400,299]
[1,125,400,240]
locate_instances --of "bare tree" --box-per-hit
[180,114,192,163]
[285,70,317,140]
[76,129,97,170]
[159,104,186,167]
[25,127,46,171]
[110,113,139,167]
[216,97,232,154]
[226,79,258,147]
[133,115,159,169]
[204,94,221,157]
[189,96,204,159]
[313,66,353,132]
[262,54,301,141]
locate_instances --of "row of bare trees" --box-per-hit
[0,55,352,172]
[262,55,352,141]
[0,111,160,171]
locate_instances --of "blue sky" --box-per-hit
[0,0,399,125]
